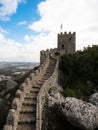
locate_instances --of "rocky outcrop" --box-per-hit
[47,88,98,130]
[48,87,65,107]
[62,97,98,130]
[89,93,98,107]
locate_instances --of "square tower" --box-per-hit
[58,32,76,54]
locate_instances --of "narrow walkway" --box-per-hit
[16,57,56,130]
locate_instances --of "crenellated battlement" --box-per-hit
[40,31,76,64]
[4,53,52,130]
[58,31,76,36]
[40,48,58,64]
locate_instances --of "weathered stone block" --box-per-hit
[29,73,35,80]
[15,90,22,99]
[19,83,26,92]
[12,98,20,110]
[3,125,13,130]
[7,109,17,126]
[25,77,30,85]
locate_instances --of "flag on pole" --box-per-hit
[61,24,62,31]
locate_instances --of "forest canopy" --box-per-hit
[59,45,98,99]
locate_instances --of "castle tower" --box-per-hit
[58,32,76,54]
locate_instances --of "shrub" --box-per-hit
[62,84,95,100]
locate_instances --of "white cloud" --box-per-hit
[18,21,27,25]
[0,31,57,62]
[0,0,25,20]
[24,35,30,41]
[29,0,98,50]
[0,0,98,62]
[0,32,40,62]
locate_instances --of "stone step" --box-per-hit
[43,73,51,76]
[16,58,56,130]
[18,118,36,124]
[21,105,36,111]
[24,97,36,100]
[37,82,44,85]
[17,124,35,130]
[47,64,55,67]
[31,87,40,90]
[20,109,36,114]
[25,93,37,98]
[37,82,43,85]
[23,102,36,106]
[43,74,51,78]
[46,68,53,71]
[46,71,53,74]
[42,76,50,80]
[23,98,36,103]
[18,113,36,123]
[47,68,53,71]
[30,89,39,93]
[46,68,54,71]
[18,119,35,124]
[39,79,45,82]
[24,95,37,99]
[32,85,41,89]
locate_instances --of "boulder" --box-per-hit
[48,88,98,130]
[48,87,65,107]
[62,97,98,130]
[89,93,98,107]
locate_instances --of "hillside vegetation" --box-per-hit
[59,45,98,100]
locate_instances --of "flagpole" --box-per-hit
[61,24,62,32]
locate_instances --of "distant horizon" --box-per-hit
[0,61,39,63]
[0,43,96,63]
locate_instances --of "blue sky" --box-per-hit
[0,0,43,42]
[0,0,98,62]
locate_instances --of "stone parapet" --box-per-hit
[3,54,50,130]
[36,54,58,130]
[40,48,58,64]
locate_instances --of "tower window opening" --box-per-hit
[69,37,71,40]
[62,45,64,49]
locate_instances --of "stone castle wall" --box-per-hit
[36,54,58,130]
[3,49,58,130]
[4,31,76,130]
[40,48,58,64]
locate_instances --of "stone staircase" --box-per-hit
[16,57,56,130]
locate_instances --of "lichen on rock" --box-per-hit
[47,88,98,130]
